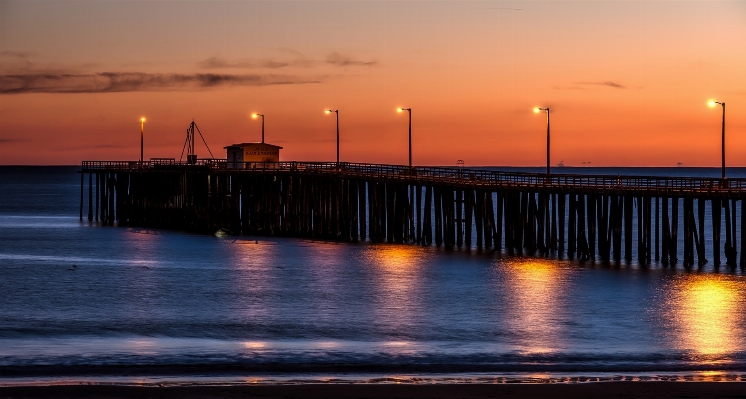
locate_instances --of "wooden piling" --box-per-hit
[741,200,746,268]
[496,192,503,250]
[558,194,566,255]
[624,195,633,262]
[670,197,678,266]
[456,189,463,248]
[713,198,721,266]
[587,194,596,261]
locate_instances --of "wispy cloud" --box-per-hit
[325,52,376,67]
[196,56,314,69]
[575,81,626,89]
[198,52,376,70]
[1,51,33,59]
[0,72,321,94]
[0,138,26,143]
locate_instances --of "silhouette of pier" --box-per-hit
[80,160,746,267]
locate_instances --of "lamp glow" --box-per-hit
[397,107,403,113]
[325,109,339,163]
[139,117,146,163]
[707,99,727,180]
[533,106,551,177]
[252,113,265,143]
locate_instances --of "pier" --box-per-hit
[80,160,746,267]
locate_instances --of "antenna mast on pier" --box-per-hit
[180,120,215,164]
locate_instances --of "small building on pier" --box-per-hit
[225,142,283,168]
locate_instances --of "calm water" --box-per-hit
[2,166,746,383]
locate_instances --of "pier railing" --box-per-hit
[81,160,746,195]
[79,159,746,267]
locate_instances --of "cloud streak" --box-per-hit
[575,81,626,89]
[1,51,33,59]
[0,138,26,143]
[325,52,376,67]
[0,72,320,94]
[197,56,314,69]
[197,52,376,69]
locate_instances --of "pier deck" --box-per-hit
[80,160,746,267]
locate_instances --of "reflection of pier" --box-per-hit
[80,161,745,267]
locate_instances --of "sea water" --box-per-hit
[2,166,746,384]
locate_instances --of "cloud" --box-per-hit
[1,51,32,59]
[0,72,321,94]
[197,56,308,69]
[0,138,26,143]
[575,81,626,89]
[197,53,314,70]
[197,51,376,70]
[326,52,376,67]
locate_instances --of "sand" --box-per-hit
[2,382,746,399]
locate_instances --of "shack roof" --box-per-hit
[224,142,283,149]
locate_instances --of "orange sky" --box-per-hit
[1,1,745,166]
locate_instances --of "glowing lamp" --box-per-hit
[397,107,403,113]
[252,113,259,119]
[533,107,541,113]
[708,100,717,108]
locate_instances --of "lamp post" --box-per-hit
[708,100,726,180]
[140,117,146,163]
[325,109,339,164]
[533,107,550,177]
[252,113,265,143]
[397,107,412,168]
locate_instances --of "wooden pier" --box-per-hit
[80,160,746,267]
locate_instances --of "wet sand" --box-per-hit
[2,382,746,399]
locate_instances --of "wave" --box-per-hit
[2,338,746,376]
[0,253,159,266]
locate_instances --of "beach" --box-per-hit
[3,382,746,399]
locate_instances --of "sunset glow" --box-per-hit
[1,1,744,165]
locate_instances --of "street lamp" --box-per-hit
[533,107,550,177]
[397,107,412,168]
[252,113,265,143]
[140,117,146,163]
[325,109,339,164]
[708,99,726,179]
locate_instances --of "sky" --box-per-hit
[0,0,745,166]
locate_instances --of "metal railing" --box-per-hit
[81,160,746,194]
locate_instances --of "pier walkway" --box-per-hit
[80,160,746,268]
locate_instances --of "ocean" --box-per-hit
[2,165,746,385]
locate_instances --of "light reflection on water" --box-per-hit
[366,245,425,341]
[501,259,569,354]
[660,273,746,360]
[4,222,746,375]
